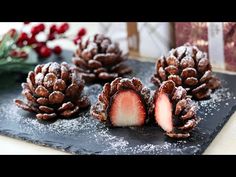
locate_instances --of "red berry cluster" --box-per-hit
[1,29,28,59]
[16,22,87,58]
[9,50,28,59]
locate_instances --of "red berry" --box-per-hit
[34,42,44,53]
[77,28,86,37]
[31,24,45,35]
[57,23,69,34]
[18,51,28,59]
[38,46,51,58]
[73,39,77,45]
[9,50,28,59]
[31,26,41,35]
[50,24,57,34]
[53,46,62,55]
[7,29,17,38]
[17,32,28,47]
[18,32,28,41]
[38,24,45,32]
[9,50,18,57]
[73,36,81,44]
[28,36,37,45]
[24,22,30,25]
[16,40,24,47]
[48,33,55,40]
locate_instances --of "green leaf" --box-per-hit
[0,33,19,58]
[0,32,39,74]
[0,58,35,74]
[0,49,38,74]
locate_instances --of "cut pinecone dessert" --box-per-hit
[14,62,90,120]
[151,43,221,100]
[150,80,200,139]
[91,77,152,127]
[72,34,132,83]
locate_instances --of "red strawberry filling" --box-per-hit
[108,90,146,127]
[154,92,173,132]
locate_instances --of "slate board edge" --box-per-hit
[0,122,102,155]
[0,129,76,154]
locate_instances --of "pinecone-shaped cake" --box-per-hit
[150,80,200,138]
[72,34,132,83]
[14,62,90,120]
[151,44,221,100]
[91,77,152,127]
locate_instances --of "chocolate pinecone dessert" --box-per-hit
[91,77,152,127]
[150,80,200,138]
[14,62,90,120]
[151,44,221,100]
[72,34,132,83]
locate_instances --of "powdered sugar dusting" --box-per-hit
[101,140,200,155]
[94,129,129,154]
[198,87,233,117]
[0,94,200,154]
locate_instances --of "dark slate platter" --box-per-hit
[0,59,236,155]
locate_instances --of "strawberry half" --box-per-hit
[154,92,173,132]
[108,90,146,127]
[151,80,199,139]
[91,77,151,127]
